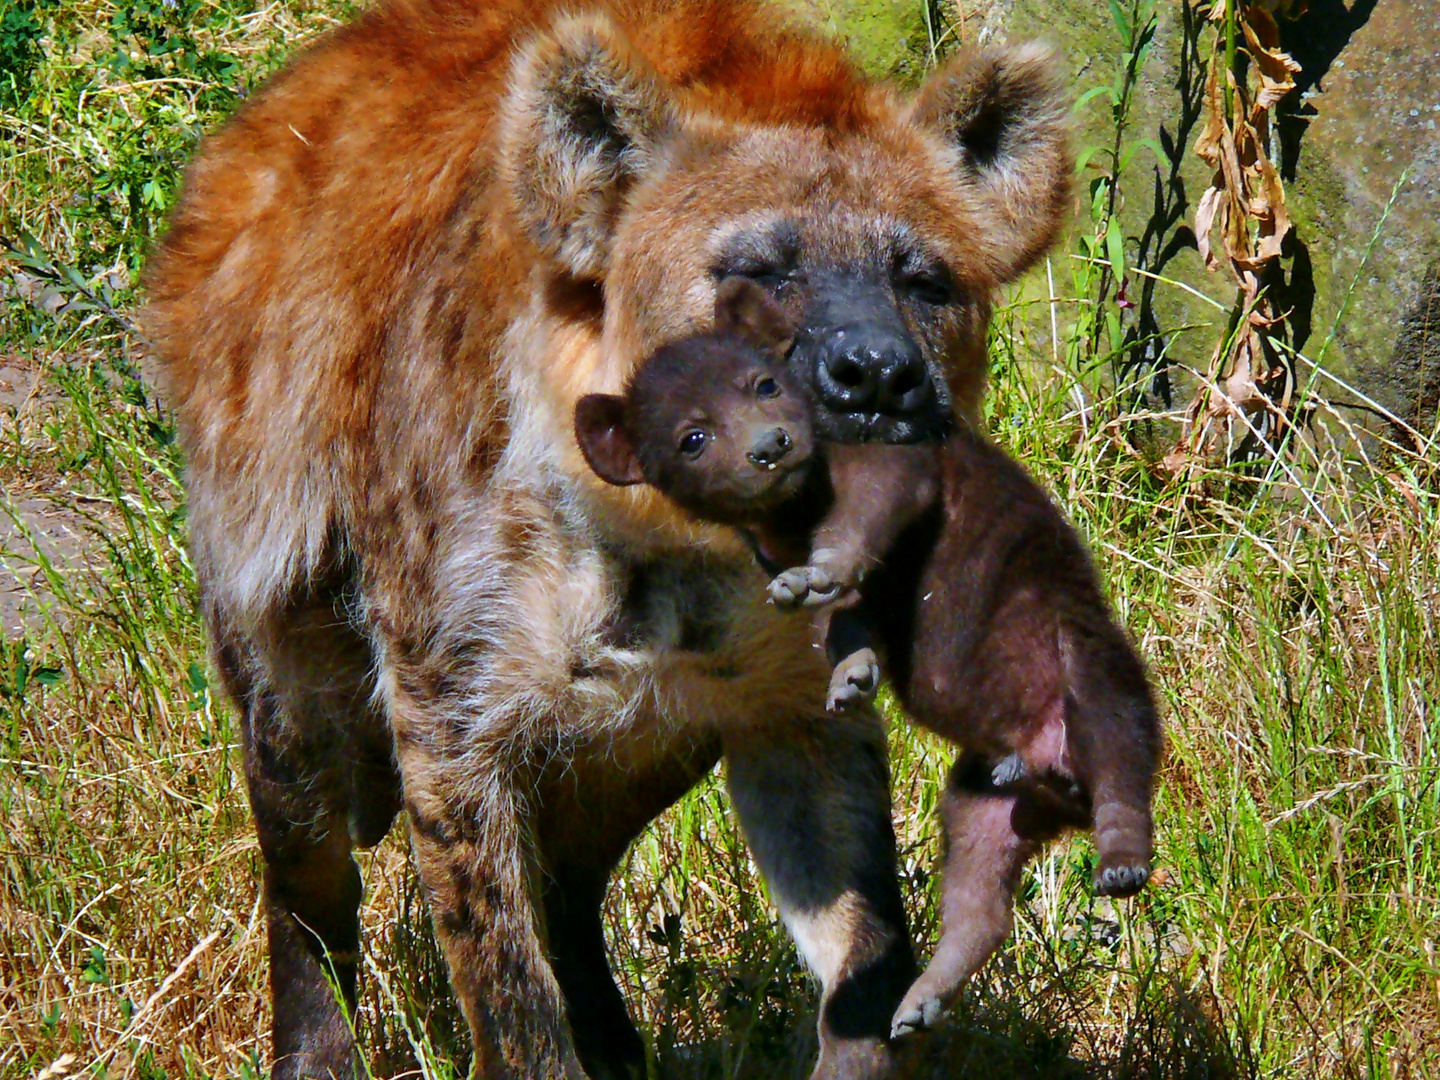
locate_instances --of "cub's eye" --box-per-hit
[754,376,781,399]
[678,429,707,457]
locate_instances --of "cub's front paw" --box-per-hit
[768,562,844,609]
[826,649,879,712]
[890,994,948,1039]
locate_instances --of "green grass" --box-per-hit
[3,2,1439,1078]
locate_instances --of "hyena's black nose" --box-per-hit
[815,324,932,416]
[747,427,794,468]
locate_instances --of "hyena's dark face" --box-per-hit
[705,214,951,444]
[499,16,1072,442]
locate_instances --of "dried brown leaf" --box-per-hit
[1243,18,1301,110]
[1250,156,1290,264]
[1195,48,1227,170]
[1173,0,1306,475]
[1195,185,1224,270]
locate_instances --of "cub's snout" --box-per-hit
[747,426,796,468]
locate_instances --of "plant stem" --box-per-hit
[1224,0,1237,121]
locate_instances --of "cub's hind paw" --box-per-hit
[1095,861,1152,898]
[768,563,843,609]
[890,995,947,1039]
[826,649,879,712]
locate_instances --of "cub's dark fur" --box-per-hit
[577,279,1162,1038]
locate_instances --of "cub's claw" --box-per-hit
[990,752,1026,787]
[1094,861,1152,898]
[826,649,879,711]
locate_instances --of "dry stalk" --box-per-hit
[1164,0,1305,476]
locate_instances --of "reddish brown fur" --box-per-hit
[143,1,1072,1076]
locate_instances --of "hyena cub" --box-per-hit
[575,277,1162,1037]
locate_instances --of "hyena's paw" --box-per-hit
[826,649,879,712]
[990,753,1027,787]
[767,562,844,609]
[1094,859,1152,898]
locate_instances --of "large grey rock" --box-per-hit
[1032,0,1434,429]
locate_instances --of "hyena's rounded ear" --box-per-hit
[574,393,646,486]
[499,14,680,279]
[713,277,796,357]
[907,43,1072,284]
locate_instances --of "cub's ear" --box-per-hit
[713,277,796,357]
[499,14,679,279]
[907,44,1072,284]
[574,393,646,486]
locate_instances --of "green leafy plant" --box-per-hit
[0,0,51,105]
[1071,0,1161,376]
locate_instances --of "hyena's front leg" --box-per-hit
[724,708,916,1080]
[391,715,584,1080]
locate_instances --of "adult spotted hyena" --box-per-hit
[143,0,1070,1075]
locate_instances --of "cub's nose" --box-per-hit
[747,427,794,469]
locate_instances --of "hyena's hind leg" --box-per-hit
[212,586,400,1080]
[891,754,1072,1039]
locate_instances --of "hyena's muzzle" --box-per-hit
[791,270,944,444]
